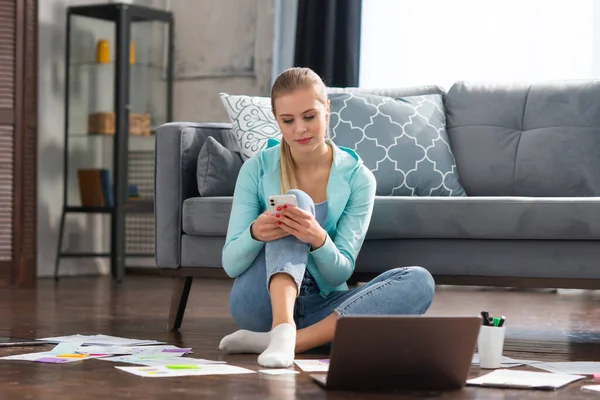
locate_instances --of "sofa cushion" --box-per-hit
[446,79,600,196]
[368,196,600,240]
[196,136,243,196]
[182,197,233,236]
[329,92,466,196]
[220,93,282,160]
[182,196,600,240]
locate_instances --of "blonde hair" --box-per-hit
[271,67,328,193]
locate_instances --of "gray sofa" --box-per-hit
[155,79,600,331]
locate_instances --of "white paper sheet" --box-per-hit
[100,354,225,367]
[99,354,183,363]
[38,334,164,346]
[50,342,84,355]
[77,345,191,356]
[258,369,299,375]
[530,361,600,375]
[582,385,600,393]
[471,354,541,368]
[115,364,256,377]
[0,352,93,363]
[0,342,100,363]
[467,369,584,390]
[293,359,329,372]
[134,358,226,367]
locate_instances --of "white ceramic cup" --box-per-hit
[477,325,506,369]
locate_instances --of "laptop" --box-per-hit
[309,315,480,392]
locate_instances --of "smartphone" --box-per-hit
[268,194,298,215]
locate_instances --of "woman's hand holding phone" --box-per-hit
[277,205,327,250]
[250,210,290,242]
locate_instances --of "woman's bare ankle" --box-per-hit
[271,320,296,330]
[294,329,312,353]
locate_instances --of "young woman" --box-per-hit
[220,67,435,368]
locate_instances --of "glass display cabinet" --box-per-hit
[55,2,173,282]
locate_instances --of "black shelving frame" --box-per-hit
[55,2,173,282]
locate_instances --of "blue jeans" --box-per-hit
[229,189,435,332]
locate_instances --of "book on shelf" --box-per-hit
[78,168,113,207]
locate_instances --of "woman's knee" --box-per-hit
[286,189,314,214]
[386,266,435,313]
[404,266,435,310]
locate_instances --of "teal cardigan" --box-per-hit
[221,139,376,297]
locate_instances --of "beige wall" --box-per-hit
[37,0,276,277]
[171,0,276,122]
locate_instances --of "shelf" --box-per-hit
[69,4,172,24]
[59,4,172,282]
[65,199,154,214]
[125,199,154,213]
[65,206,112,213]
[60,252,112,258]
[70,61,167,74]
[68,133,157,138]
[67,133,156,152]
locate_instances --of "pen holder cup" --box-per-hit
[477,325,506,369]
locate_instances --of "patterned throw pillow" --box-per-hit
[329,92,466,196]
[219,93,281,160]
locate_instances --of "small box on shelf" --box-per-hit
[127,184,140,200]
[87,112,151,136]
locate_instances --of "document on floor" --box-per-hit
[471,354,540,368]
[115,364,256,377]
[0,352,90,363]
[38,334,164,346]
[78,345,192,356]
[133,357,226,367]
[293,359,329,372]
[258,369,300,375]
[530,362,600,375]
[0,342,106,363]
[100,354,226,367]
[467,369,585,390]
[99,354,184,363]
[582,385,600,393]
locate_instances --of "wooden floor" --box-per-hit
[1,275,600,399]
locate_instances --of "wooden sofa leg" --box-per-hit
[168,276,193,331]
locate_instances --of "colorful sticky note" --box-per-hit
[56,354,88,359]
[166,365,201,370]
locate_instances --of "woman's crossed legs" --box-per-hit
[220,190,435,367]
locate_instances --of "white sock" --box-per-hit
[257,323,296,368]
[219,329,271,354]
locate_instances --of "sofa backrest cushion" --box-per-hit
[328,91,466,196]
[445,79,600,196]
[328,85,446,99]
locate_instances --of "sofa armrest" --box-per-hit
[154,122,235,268]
